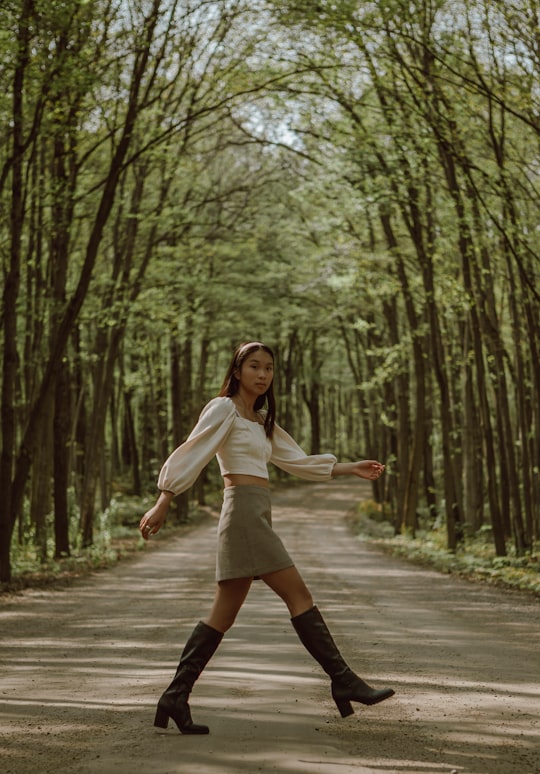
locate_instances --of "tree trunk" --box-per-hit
[462,332,484,534]
[194,333,211,506]
[444,157,506,553]
[53,363,71,557]
[379,205,427,536]
[30,400,53,563]
[0,1,31,582]
[6,0,163,566]
[123,390,142,497]
[301,333,322,454]
[169,336,189,520]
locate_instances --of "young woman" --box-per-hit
[139,341,394,734]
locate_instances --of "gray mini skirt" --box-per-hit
[216,485,294,582]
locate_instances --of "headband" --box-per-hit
[238,341,265,355]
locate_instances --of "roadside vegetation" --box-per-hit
[348,500,540,597]
[3,493,217,593]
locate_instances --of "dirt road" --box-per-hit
[1,482,539,774]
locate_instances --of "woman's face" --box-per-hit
[237,349,274,396]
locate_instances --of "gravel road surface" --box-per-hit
[1,481,538,774]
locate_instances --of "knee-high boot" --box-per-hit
[154,621,223,734]
[291,605,394,718]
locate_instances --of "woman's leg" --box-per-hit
[261,566,394,717]
[290,606,394,716]
[155,577,252,734]
[204,577,253,632]
[260,565,313,617]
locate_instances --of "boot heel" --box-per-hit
[333,694,354,718]
[154,705,169,728]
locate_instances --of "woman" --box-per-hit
[139,341,394,735]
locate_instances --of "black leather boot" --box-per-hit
[291,606,394,717]
[154,621,223,734]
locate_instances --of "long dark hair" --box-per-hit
[218,341,276,438]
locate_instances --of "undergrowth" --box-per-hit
[2,494,215,594]
[348,500,540,598]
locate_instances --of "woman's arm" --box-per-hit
[270,424,385,483]
[332,460,385,480]
[139,398,236,541]
[270,424,337,480]
[157,397,236,495]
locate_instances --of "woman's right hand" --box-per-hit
[139,491,174,540]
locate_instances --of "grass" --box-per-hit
[4,532,145,592]
[2,494,217,595]
[347,499,540,598]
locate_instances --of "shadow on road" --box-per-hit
[1,482,538,774]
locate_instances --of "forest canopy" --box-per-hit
[1,0,538,583]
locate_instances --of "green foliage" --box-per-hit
[349,501,540,596]
[6,495,148,591]
[1,0,539,585]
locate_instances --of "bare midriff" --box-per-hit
[223,474,269,488]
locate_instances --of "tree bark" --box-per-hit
[0,0,32,582]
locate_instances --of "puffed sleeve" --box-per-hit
[270,423,337,481]
[157,397,236,495]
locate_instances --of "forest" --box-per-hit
[1,0,538,586]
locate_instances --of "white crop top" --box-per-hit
[157,396,337,495]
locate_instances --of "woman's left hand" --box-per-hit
[351,460,386,480]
